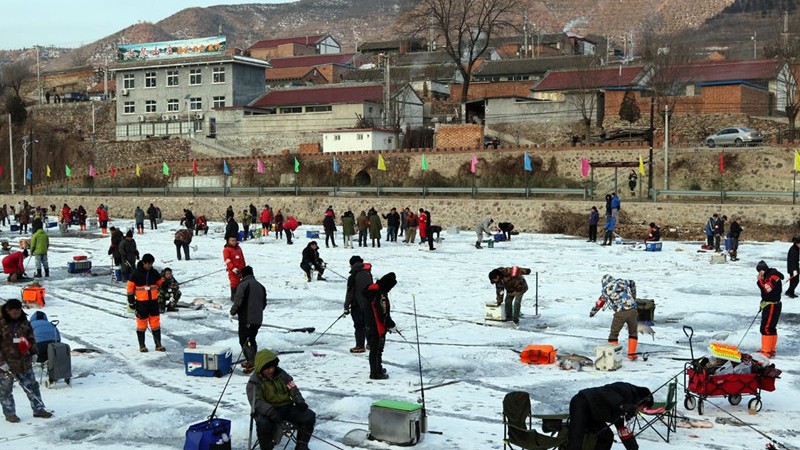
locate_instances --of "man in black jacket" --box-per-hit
[230,266,267,373]
[300,241,326,282]
[786,237,800,298]
[225,216,239,241]
[146,204,158,230]
[568,382,653,450]
[364,272,396,380]
[729,217,742,261]
[344,256,370,353]
[757,260,783,357]
[383,208,401,242]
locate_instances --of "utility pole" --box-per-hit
[752,31,757,60]
[523,10,529,58]
[648,97,654,198]
[381,53,391,127]
[103,55,109,100]
[91,101,96,140]
[8,114,14,194]
[36,45,42,105]
[663,104,669,190]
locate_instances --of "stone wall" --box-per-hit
[31,101,116,141]
[2,194,796,242]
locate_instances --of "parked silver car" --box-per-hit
[705,127,763,147]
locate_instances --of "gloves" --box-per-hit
[267,409,281,423]
[387,327,397,334]
[232,268,239,275]
[590,298,606,317]
[127,295,136,311]
[295,402,308,411]
[496,299,503,306]
[343,308,350,316]
[589,307,599,318]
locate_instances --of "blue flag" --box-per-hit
[26,168,32,180]
[223,160,230,175]
[333,157,339,173]
[523,152,532,172]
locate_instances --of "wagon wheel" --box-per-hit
[748,398,762,413]
[684,396,696,411]
[728,394,742,406]
[697,399,704,415]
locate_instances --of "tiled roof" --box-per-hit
[250,84,383,107]
[658,59,782,84]
[265,67,317,81]
[88,79,116,93]
[343,65,456,83]
[249,35,327,50]
[394,51,455,67]
[476,56,592,77]
[267,53,356,69]
[534,66,646,91]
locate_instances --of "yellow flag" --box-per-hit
[135,163,141,177]
[795,150,800,172]
[377,154,387,171]
[639,154,645,175]
[46,165,51,177]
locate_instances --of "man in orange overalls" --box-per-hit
[127,253,164,352]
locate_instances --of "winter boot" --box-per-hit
[33,410,53,419]
[304,269,312,282]
[758,335,771,357]
[767,335,778,357]
[44,268,49,277]
[627,337,638,360]
[34,270,42,278]
[137,330,147,352]
[475,241,482,249]
[153,329,165,352]
[317,273,327,281]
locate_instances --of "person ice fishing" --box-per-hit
[118,230,139,282]
[230,266,267,374]
[785,236,800,298]
[567,382,653,450]
[134,206,145,234]
[29,223,50,278]
[489,266,531,325]
[157,268,182,313]
[498,221,515,241]
[2,249,29,283]
[600,214,616,246]
[127,254,165,352]
[247,349,316,450]
[474,216,494,249]
[364,272,397,379]
[223,235,247,302]
[300,241,326,282]
[756,260,783,358]
[344,255,371,353]
[590,274,640,360]
[728,216,742,261]
[644,222,660,242]
[0,299,53,423]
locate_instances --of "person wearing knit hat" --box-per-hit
[345,255,371,354]
[756,260,784,358]
[785,237,800,298]
[127,253,165,352]
[567,382,652,450]
[247,349,315,450]
[0,299,53,422]
[364,272,397,379]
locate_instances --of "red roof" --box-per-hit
[658,59,782,84]
[534,66,645,91]
[249,35,327,50]
[251,84,383,107]
[87,79,116,93]
[265,67,318,81]
[267,53,355,69]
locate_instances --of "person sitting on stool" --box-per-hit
[300,241,326,282]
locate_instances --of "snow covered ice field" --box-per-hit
[1,219,799,450]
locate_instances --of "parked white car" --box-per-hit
[705,127,763,147]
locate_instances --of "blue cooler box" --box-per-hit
[493,233,506,242]
[184,346,233,377]
[645,242,662,252]
[68,260,92,273]
[306,230,319,238]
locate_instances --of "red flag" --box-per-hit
[719,152,724,173]
[192,160,198,175]
[110,164,115,177]
[0,164,3,177]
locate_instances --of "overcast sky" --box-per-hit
[1,1,291,50]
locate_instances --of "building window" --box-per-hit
[334,134,341,141]
[145,100,157,113]
[212,67,226,84]
[189,97,202,111]
[368,106,374,113]
[305,105,332,112]
[145,71,157,88]
[123,101,135,114]
[356,133,364,140]
[167,70,179,86]
[212,96,226,108]
[167,99,180,112]
[280,106,302,114]
[123,74,135,89]
[189,69,202,85]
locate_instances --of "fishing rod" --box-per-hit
[737,309,761,348]
[412,294,428,433]
[310,312,347,345]
[180,267,227,287]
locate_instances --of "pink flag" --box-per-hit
[88,165,96,177]
[257,159,264,174]
[580,158,589,178]
[470,155,478,174]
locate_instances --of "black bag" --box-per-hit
[45,342,72,387]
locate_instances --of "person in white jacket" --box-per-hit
[474,216,494,249]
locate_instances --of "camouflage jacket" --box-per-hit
[0,314,37,374]
[495,266,531,301]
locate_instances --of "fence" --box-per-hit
[653,189,798,204]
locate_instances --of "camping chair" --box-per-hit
[502,391,569,450]
[248,416,297,450]
[634,377,678,443]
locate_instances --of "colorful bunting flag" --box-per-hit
[580,158,590,178]
[795,150,800,172]
[523,153,532,172]
[257,159,264,174]
[65,165,72,177]
[135,164,141,177]
[377,155,387,171]
[223,160,230,175]
[88,165,96,177]
[470,155,478,174]
[26,168,32,180]
[192,160,198,175]
[719,152,725,173]
[46,165,51,178]
[639,154,645,175]
[421,154,429,171]
[162,162,169,176]
[333,157,339,174]
[293,157,300,173]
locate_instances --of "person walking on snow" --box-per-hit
[368,208,382,248]
[756,260,783,358]
[474,216,494,249]
[601,214,616,246]
[590,274,640,360]
[246,349,316,450]
[126,254,165,352]
[230,266,267,374]
[356,210,369,247]
[273,210,284,240]
[785,236,800,298]
[728,217,742,261]
[118,230,139,282]
[300,241,326,282]
[134,207,145,234]
[344,256,370,353]
[567,382,652,450]
[29,223,49,278]
[223,235,246,302]
[323,209,337,248]
[147,203,158,230]
[241,209,252,241]
[341,210,355,249]
[0,299,53,422]
[489,266,531,325]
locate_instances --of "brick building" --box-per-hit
[247,34,341,59]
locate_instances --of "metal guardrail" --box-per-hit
[38,185,589,200]
[654,189,798,204]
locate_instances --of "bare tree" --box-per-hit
[639,21,698,116]
[764,20,800,135]
[400,0,519,122]
[0,61,34,100]
[565,56,602,140]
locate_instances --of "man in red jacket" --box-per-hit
[259,205,272,237]
[2,249,29,282]
[95,204,109,235]
[223,236,246,301]
[283,216,300,245]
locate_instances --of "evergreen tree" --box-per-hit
[618,89,641,125]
